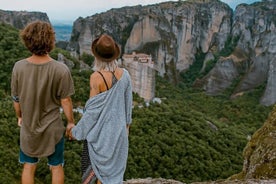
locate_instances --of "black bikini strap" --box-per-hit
[97,71,109,90]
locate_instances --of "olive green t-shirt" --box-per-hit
[11,59,74,157]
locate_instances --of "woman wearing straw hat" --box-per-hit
[70,34,133,184]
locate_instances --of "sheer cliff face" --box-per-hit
[0,10,50,29]
[202,1,276,106]
[69,6,143,55]
[69,0,232,76]
[69,0,275,105]
[125,1,232,76]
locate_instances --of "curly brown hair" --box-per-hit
[20,21,55,56]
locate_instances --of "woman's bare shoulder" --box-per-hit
[115,67,124,79]
[89,72,102,97]
[90,71,102,81]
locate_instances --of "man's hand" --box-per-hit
[13,101,22,127]
[17,117,22,127]
[61,96,75,140]
[66,122,75,140]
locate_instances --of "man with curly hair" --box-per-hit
[11,21,75,184]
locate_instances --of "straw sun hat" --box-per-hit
[91,34,120,62]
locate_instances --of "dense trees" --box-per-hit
[124,76,272,183]
[0,23,273,183]
[0,23,29,96]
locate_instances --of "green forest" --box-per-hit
[0,23,273,183]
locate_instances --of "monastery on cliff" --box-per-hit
[120,52,155,102]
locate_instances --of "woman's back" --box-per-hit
[89,67,124,97]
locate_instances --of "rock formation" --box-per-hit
[201,0,276,106]
[230,106,276,180]
[68,0,276,106]
[124,178,184,184]
[0,9,50,29]
[69,0,232,77]
[57,53,75,70]
[124,178,276,184]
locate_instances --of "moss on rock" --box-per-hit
[231,105,276,180]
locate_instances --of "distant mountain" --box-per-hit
[0,9,49,29]
[52,24,72,41]
[0,9,72,42]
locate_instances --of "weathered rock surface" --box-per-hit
[0,9,50,29]
[201,0,276,106]
[68,0,276,106]
[124,178,276,184]
[230,106,276,180]
[68,0,232,78]
[124,178,184,184]
[57,53,75,70]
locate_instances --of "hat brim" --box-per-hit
[91,37,120,62]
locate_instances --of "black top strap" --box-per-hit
[111,71,118,86]
[97,71,109,90]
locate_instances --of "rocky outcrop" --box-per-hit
[0,9,50,29]
[124,178,184,184]
[124,178,276,184]
[57,53,75,70]
[202,56,240,95]
[68,5,142,55]
[69,0,276,106]
[193,180,276,184]
[201,0,276,106]
[68,0,232,77]
[230,105,276,180]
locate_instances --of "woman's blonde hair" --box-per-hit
[93,58,118,72]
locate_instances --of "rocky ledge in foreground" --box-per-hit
[124,178,276,184]
[124,178,183,184]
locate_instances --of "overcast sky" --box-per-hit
[0,0,261,23]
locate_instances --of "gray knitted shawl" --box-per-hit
[72,69,132,184]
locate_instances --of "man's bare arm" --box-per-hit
[61,96,75,139]
[13,101,22,126]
